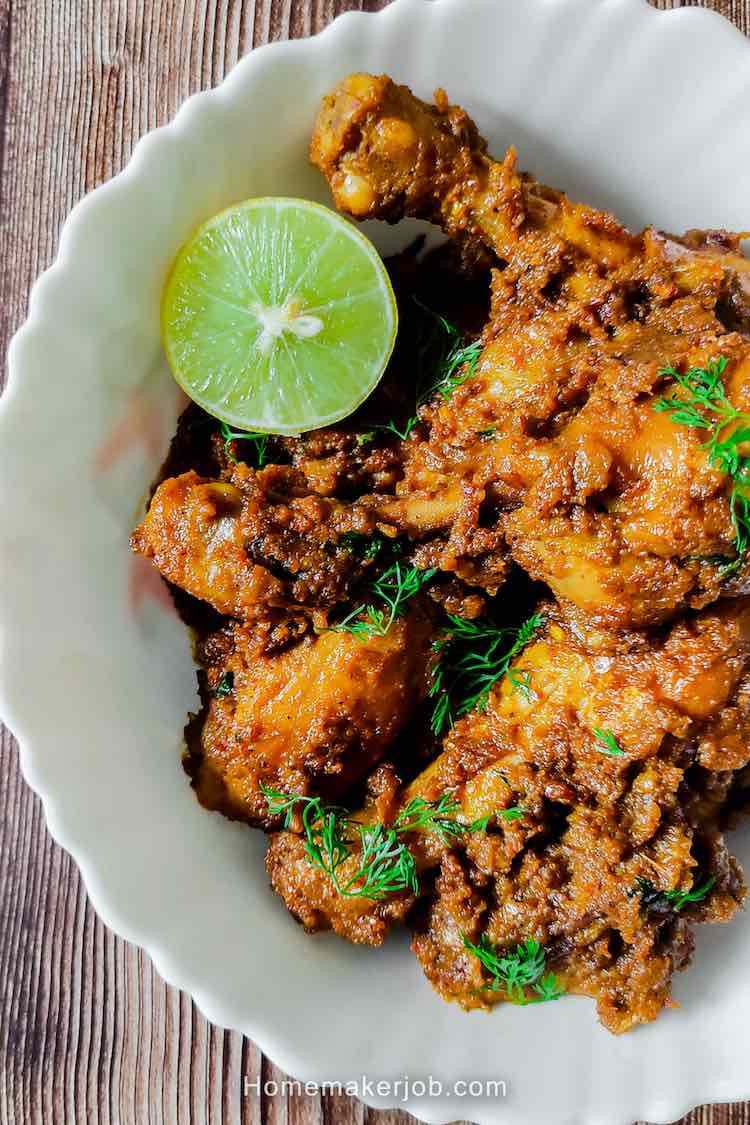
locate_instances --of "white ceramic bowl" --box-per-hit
[2,1,750,1122]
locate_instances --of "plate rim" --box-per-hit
[2,1,750,1122]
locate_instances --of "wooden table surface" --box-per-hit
[1,1,749,1122]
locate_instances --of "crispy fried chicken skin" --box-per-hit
[132,72,750,1034]
[312,74,750,627]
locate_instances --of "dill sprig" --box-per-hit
[429,613,545,735]
[370,302,483,442]
[339,531,401,563]
[632,873,716,913]
[654,356,750,564]
[497,806,525,823]
[328,561,436,638]
[261,786,490,901]
[261,785,409,899]
[425,334,483,402]
[213,670,234,699]
[507,669,532,700]
[463,935,565,1005]
[221,421,271,468]
[592,727,625,757]
[395,793,491,837]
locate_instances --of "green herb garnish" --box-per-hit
[497,806,525,823]
[395,793,490,837]
[592,727,626,757]
[213,670,234,699]
[633,874,716,913]
[262,786,489,900]
[429,613,545,735]
[532,974,567,1002]
[394,792,461,834]
[368,303,483,442]
[221,421,271,468]
[262,785,413,900]
[428,336,483,400]
[328,561,436,638]
[339,531,392,561]
[654,356,750,565]
[507,669,533,700]
[463,935,565,1004]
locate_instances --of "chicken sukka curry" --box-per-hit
[132,74,750,1033]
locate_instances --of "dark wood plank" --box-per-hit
[0,3,747,1124]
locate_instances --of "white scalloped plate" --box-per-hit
[1,1,750,1122]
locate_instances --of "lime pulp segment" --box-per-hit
[161,197,398,436]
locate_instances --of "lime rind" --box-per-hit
[161,197,398,435]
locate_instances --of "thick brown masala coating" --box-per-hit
[268,598,750,1032]
[131,73,750,1034]
[132,245,505,622]
[131,463,387,622]
[311,73,750,627]
[190,604,435,827]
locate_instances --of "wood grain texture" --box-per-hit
[0,2,748,1123]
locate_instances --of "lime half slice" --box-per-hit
[161,197,397,435]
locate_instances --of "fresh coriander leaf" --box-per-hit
[531,973,566,1003]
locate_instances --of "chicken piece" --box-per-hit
[265,827,415,945]
[411,598,750,1032]
[265,763,416,944]
[664,229,750,334]
[311,74,638,278]
[132,471,280,619]
[133,237,509,619]
[131,464,395,621]
[313,75,750,626]
[268,597,750,1031]
[187,604,435,827]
